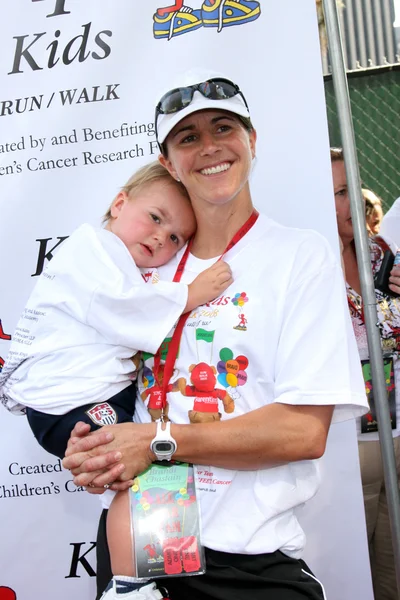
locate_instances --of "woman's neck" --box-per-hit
[190,199,254,259]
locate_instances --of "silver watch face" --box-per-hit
[154,441,175,453]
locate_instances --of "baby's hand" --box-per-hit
[185,261,233,312]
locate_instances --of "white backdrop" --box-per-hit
[0,1,373,599]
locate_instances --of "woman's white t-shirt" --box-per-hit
[135,214,368,558]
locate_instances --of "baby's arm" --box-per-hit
[184,261,233,313]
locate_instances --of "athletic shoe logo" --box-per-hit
[86,402,117,426]
[153,0,261,40]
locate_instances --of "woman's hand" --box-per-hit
[64,421,128,491]
[389,264,400,294]
[62,421,156,489]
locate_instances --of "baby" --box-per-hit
[0,160,232,600]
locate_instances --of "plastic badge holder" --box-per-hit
[130,462,205,580]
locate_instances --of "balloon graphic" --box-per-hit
[217,351,249,389]
[217,360,227,374]
[236,355,249,370]
[226,373,238,387]
[218,373,229,388]
[142,367,154,389]
[237,370,248,386]
[219,347,234,362]
[226,360,239,374]
[231,292,249,308]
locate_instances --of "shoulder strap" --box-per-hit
[374,236,392,254]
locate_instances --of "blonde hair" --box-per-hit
[330,147,344,162]
[363,188,383,213]
[363,188,384,236]
[103,161,189,223]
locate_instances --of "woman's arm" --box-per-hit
[63,234,364,489]
[63,403,334,489]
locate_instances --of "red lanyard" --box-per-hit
[153,209,259,415]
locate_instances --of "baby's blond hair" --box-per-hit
[103,161,189,224]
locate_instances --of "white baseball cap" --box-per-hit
[155,69,251,145]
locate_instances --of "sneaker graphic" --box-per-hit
[202,0,261,32]
[153,6,203,40]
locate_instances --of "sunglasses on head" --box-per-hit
[155,78,249,146]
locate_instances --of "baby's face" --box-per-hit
[108,181,196,267]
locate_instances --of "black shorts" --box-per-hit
[26,383,136,460]
[95,509,325,600]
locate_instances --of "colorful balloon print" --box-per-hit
[142,366,154,389]
[226,360,239,374]
[218,373,228,388]
[236,355,249,370]
[226,373,237,387]
[219,347,234,362]
[217,360,227,374]
[231,292,249,308]
[217,348,249,388]
[237,370,248,386]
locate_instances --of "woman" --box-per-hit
[331,148,400,600]
[64,73,367,600]
[363,187,384,237]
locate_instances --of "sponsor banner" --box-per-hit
[0,2,372,599]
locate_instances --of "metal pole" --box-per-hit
[354,0,368,67]
[344,0,358,68]
[363,0,377,66]
[323,0,400,593]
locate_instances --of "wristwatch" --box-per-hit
[150,421,177,462]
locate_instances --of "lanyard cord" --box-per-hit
[153,209,259,417]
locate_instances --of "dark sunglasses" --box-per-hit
[155,78,249,145]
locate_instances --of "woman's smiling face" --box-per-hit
[160,109,256,210]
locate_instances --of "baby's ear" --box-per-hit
[110,191,129,217]
[212,366,217,375]
[189,364,196,373]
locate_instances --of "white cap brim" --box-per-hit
[157,90,251,145]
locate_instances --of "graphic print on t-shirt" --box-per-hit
[141,363,175,421]
[231,291,249,330]
[175,361,235,423]
[216,347,249,403]
[138,285,251,423]
[174,330,250,422]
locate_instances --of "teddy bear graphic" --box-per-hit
[141,364,173,421]
[175,362,235,423]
